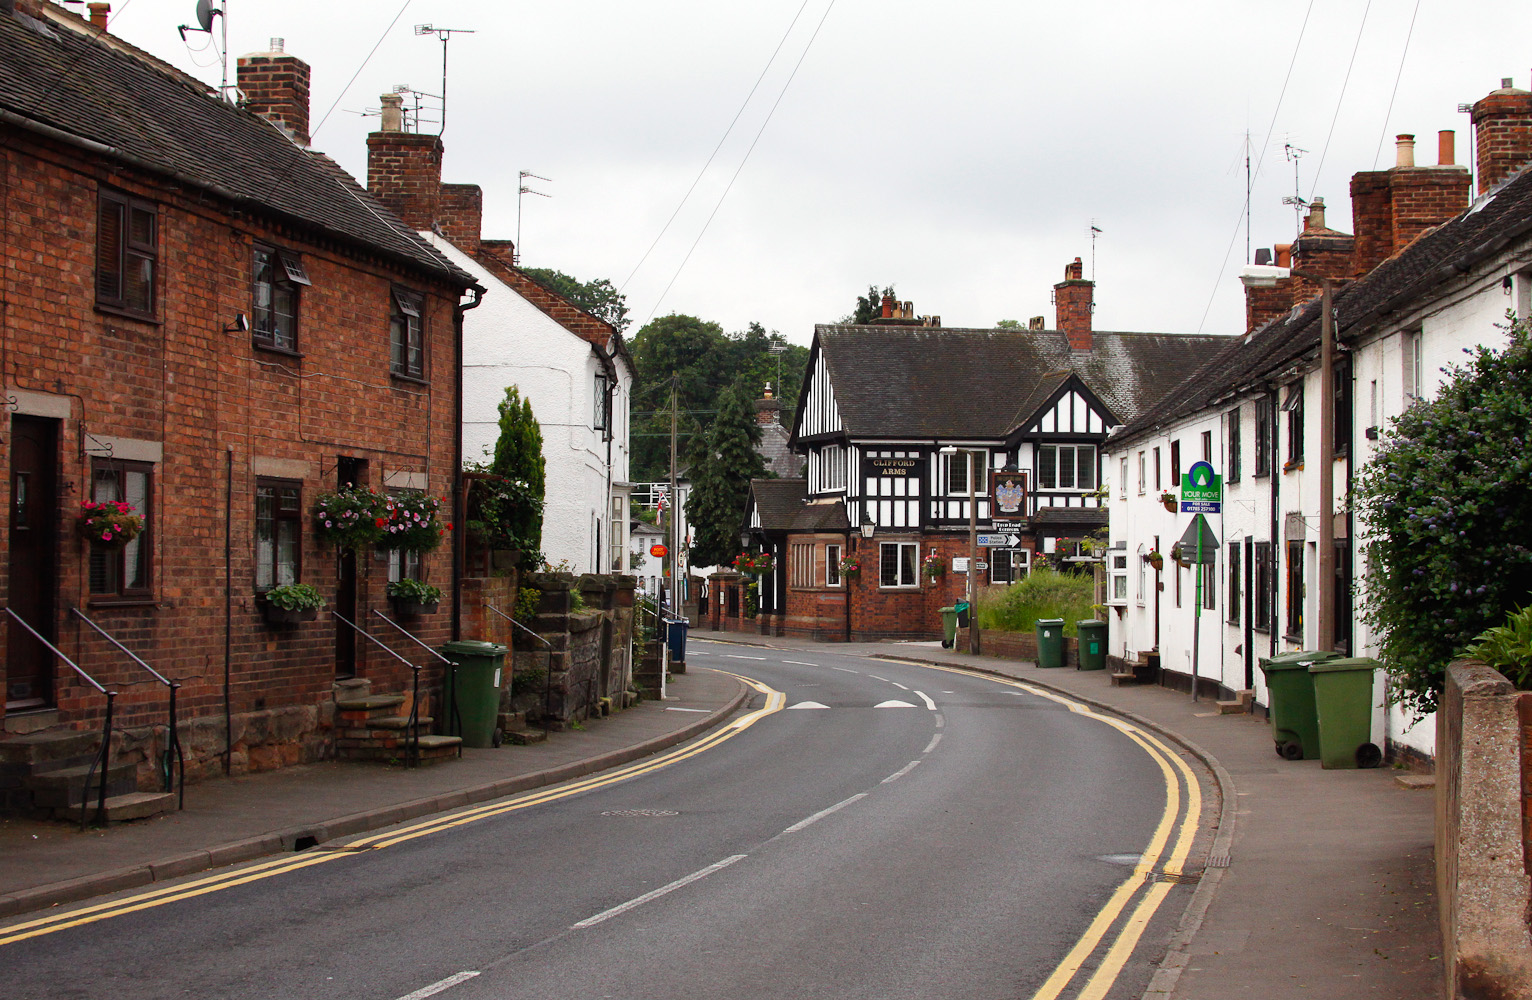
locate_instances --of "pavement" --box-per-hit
[0,633,1441,999]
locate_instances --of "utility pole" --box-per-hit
[668,375,679,619]
[968,449,980,656]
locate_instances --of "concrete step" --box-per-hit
[98,791,176,823]
[368,715,434,731]
[27,761,137,808]
[1110,672,1138,687]
[503,726,549,746]
[334,695,407,726]
[0,729,103,766]
[1216,690,1255,715]
[336,734,462,764]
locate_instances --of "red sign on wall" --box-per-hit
[650,543,668,558]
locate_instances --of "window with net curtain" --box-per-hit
[90,461,151,598]
[1037,444,1097,490]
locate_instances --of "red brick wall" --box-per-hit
[1053,258,1093,351]
[1246,278,1296,334]
[235,52,311,145]
[366,131,443,232]
[1471,90,1532,194]
[1389,167,1471,252]
[476,241,617,352]
[438,183,482,254]
[1349,170,1394,277]
[0,128,462,776]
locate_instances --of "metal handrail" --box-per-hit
[71,608,184,808]
[486,603,555,735]
[330,611,425,769]
[5,608,114,828]
[371,610,461,756]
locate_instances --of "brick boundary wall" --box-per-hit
[1436,659,1532,999]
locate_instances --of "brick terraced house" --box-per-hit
[736,279,1230,641]
[0,2,483,815]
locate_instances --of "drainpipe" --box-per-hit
[1268,387,1279,660]
[224,446,233,774]
[453,284,484,641]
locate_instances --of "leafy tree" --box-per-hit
[521,267,631,333]
[1357,319,1532,715]
[467,386,547,562]
[996,319,1024,330]
[685,385,767,567]
[848,284,896,324]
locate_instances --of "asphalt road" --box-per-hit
[0,641,1206,1000]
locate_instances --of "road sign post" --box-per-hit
[1177,464,1222,702]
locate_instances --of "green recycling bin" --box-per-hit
[939,607,959,649]
[1258,650,1343,760]
[1036,618,1066,668]
[1076,620,1108,670]
[1309,657,1383,769]
[439,640,509,749]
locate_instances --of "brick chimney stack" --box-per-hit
[438,184,483,253]
[1349,129,1471,276]
[366,93,444,232]
[754,384,782,426]
[87,2,108,30]
[1288,198,1354,304]
[236,39,311,146]
[1053,257,1094,351]
[1471,77,1532,194]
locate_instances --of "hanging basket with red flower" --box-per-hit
[732,551,775,576]
[376,493,450,553]
[79,499,144,548]
[313,485,388,551]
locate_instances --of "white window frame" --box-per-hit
[826,543,842,587]
[818,444,847,492]
[989,547,1031,585]
[1108,550,1129,605]
[1038,443,1097,491]
[879,542,920,588]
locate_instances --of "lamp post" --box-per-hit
[1239,264,1348,652]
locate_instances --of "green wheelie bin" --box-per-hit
[1309,657,1383,769]
[1258,649,1343,760]
[1036,619,1066,668]
[1076,620,1108,670]
[939,607,959,649]
[439,640,509,748]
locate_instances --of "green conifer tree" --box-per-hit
[686,384,767,567]
[489,385,546,560]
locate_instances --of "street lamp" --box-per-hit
[940,446,982,655]
[1240,264,1349,652]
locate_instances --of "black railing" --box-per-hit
[329,611,428,768]
[5,608,115,829]
[486,603,556,735]
[371,610,461,757]
[71,607,184,809]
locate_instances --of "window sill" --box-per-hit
[878,585,922,591]
[1283,460,1304,473]
[1283,632,1304,643]
[253,340,304,359]
[95,304,163,326]
[86,597,158,609]
[390,371,429,387]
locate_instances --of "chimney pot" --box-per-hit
[270,37,285,53]
[1438,130,1455,166]
[379,92,405,133]
[1304,197,1327,232]
[880,292,894,320]
[87,2,109,30]
[1503,77,1514,89]
[1395,134,1416,168]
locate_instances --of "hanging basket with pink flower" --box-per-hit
[79,499,144,548]
[313,485,388,551]
[376,493,451,553]
[732,551,775,576]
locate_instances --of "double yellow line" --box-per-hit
[902,664,1204,1000]
[0,673,783,948]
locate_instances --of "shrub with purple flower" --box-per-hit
[377,492,450,553]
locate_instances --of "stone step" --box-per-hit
[1110,672,1139,687]
[0,729,103,766]
[335,734,462,764]
[98,791,177,823]
[368,715,434,731]
[1217,690,1255,715]
[28,761,138,808]
[503,726,549,745]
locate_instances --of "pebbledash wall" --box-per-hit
[0,13,474,786]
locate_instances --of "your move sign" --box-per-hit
[1179,461,1222,513]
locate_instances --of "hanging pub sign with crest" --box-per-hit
[990,469,1028,522]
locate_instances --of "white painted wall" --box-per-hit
[425,235,632,575]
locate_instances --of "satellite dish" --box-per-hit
[195,0,214,33]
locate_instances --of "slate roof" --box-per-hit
[748,479,850,534]
[802,326,1232,441]
[0,5,472,285]
[1113,161,1532,447]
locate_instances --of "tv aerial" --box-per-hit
[178,0,233,102]
[414,24,475,137]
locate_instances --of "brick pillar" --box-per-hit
[1471,82,1532,194]
[438,183,483,253]
[367,107,444,232]
[1053,257,1094,351]
[237,41,312,145]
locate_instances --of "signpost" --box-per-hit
[1177,462,1222,703]
[976,533,1020,548]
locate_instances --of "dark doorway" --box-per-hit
[7,416,60,710]
[335,456,367,678]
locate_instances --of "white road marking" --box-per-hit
[395,971,481,1000]
[831,666,859,674]
[890,682,909,690]
[783,660,819,666]
[688,651,712,656]
[782,793,868,833]
[571,855,747,929]
[786,701,830,710]
[913,690,937,711]
[935,714,945,728]
[881,760,922,783]
[868,674,890,682]
[874,699,916,708]
[725,654,766,660]
[664,707,709,713]
[923,733,943,754]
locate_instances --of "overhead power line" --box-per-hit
[1372,0,1423,170]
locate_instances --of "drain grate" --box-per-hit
[1205,854,1231,868]
[602,808,679,818]
[1145,869,1204,885]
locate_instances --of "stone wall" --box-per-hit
[1436,659,1532,999]
[511,572,635,725]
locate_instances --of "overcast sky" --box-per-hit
[102,0,1532,343]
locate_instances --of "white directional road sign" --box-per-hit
[976,533,1020,547]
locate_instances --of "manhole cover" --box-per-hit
[601,809,679,817]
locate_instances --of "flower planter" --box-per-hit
[1160,496,1178,513]
[263,603,317,626]
[1146,554,1164,571]
[391,598,440,617]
